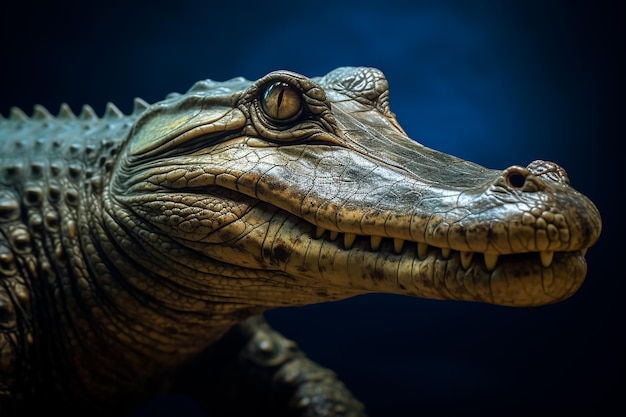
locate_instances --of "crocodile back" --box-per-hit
[0,104,137,397]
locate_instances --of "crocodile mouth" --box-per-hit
[248,211,589,305]
[158,185,588,280]
[120,180,590,306]
[309,224,586,272]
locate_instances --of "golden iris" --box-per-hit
[261,82,302,120]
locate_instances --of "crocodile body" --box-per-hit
[0,67,601,415]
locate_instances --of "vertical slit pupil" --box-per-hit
[277,88,285,110]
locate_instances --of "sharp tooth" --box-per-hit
[315,226,327,239]
[581,248,588,256]
[417,242,429,259]
[460,251,473,269]
[441,247,450,259]
[344,233,356,249]
[483,253,499,271]
[329,231,339,241]
[540,250,554,267]
[370,236,382,250]
[393,238,404,254]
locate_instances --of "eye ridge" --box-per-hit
[261,81,303,121]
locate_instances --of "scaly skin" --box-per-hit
[0,67,601,415]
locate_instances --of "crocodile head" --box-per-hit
[110,67,601,309]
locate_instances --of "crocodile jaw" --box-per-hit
[190,202,588,307]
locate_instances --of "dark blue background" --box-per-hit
[1,1,622,416]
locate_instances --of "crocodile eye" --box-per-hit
[261,82,302,121]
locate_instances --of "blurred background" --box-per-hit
[1,0,622,416]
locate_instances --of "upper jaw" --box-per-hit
[165,136,597,286]
[144,131,600,269]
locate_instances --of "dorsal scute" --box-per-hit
[58,103,76,119]
[79,104,98,120]
[32,104,53,120]
[2,100,144,121]
[132,97,150,115]
[104,102,124,118]
[9,107,29,121]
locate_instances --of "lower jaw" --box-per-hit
[412,251,587,306]
[272,222,587,307]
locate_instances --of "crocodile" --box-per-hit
[0,67,601,416]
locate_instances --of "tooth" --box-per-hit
[540,250,554,267]
[441,247,450,259]
[460,251,473,269]
[483,253,499,271]
[329,231,339,241]
[417,242,428,259]
[370,236,382,250]
[581,248,588,256]
[344,233,356,249]
[393,238,404,254]
[315,226,327,239]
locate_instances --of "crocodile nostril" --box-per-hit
[505,170,527,188]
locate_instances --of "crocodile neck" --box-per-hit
[0,108,361,404]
